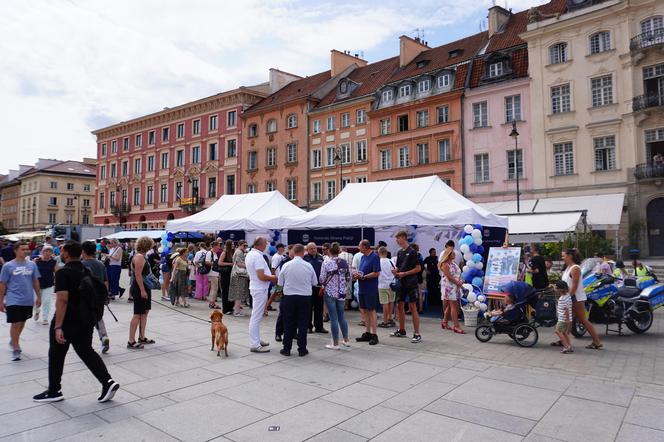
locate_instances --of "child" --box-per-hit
[554,280,573,354]
[377,246,396,328]
[484,292,516,322]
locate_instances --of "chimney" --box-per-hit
[331,50,367,77]
[399,35,429,67]
[487,5,511,38]
[268,68,302,94]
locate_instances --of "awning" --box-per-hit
[0,231,47,241]
[506,212,584,243]
[102,230,165,241]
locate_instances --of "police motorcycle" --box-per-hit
[572,259,664,337]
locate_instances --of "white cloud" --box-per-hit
[0,0,548,174]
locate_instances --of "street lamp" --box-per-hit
[333,146,343,194]
[509,120,521,213]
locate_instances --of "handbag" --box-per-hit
[143,272,161,290]
[388,260,401,293]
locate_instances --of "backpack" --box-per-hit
[197,252,211,275]
[77,267,108,325]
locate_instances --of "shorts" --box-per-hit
[397,285,418,304]
[378,288,396,305]
[132,287,152,315]
[6,305,33,323]
[358,291,378,311]
[571,293,586,303]
[556,321,569,332]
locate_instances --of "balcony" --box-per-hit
[179,196,205,213]
[110,203,131,217]
[630,28,664,52]
[632,93,664,112]
[634,163,664,181]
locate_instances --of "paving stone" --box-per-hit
[225,398,358,442]
[522,433,566,442]
[52,388,141,418]
[139,393,268,441]
[306,427,367,442]
[319,347,411,372]
[624,396,664,431]
[430,367,478,385]
[0,380,44,415]
[532,396,626,441]
[564,378,635,406]
[338,405,408,438]
[35,365,145,399]
[411,353,458,368]
[323,382,397,411]
[163,373,254,402]
[616,423,664,442]
[361,361,444,392]
[117,351,210,377]
[0,414,106,442]
[122,366,219,398]
[478,366,574,392]
[203,356,268,375]
[276,360,374,391]
[455,359,494,371]
[59,416,177,441]
[94,395,176,423]
[382,379,457,414]
[0,404,69,438]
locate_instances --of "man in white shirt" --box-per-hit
[205,241,221,309]
[277,244,318,357]
[245,237,277,353]
[271,244,285,273]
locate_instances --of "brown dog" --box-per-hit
[210,310,228,357]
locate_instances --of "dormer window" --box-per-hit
[449,49,462,58]
[416,59,430,68]
[339,80,349,94]
[488,62,504,78]
[382,90,394,102]
[438,74,451,88]
[399,84,411,98]
[418,79,431,93]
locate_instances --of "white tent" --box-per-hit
[103,230,165,240]
[165,191,305,233]
[286,176,508,229]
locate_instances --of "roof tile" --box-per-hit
[244,70,331,114]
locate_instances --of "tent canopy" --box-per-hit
[165,191,305,233]
[102,230,164,240]
[506,212,583,243]
[286,176,508,229]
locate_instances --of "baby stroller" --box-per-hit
[474,282,545,347]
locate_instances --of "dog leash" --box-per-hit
[152,299,212,324]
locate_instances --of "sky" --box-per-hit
[0,0,549,175]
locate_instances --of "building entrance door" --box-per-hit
[647,198,664,256]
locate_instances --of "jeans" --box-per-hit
[107,265,122,296]
[37,286,54,322]
[281,295,311,353]
[249,288,268,349]
[324,295,348,343]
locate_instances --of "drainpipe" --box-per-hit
[460,94,466,197]
[306,103,311,211]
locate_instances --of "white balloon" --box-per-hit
[474,301,482,308]
[158,246,164,253]
[464,252,473,261]
[460,244,470,254]
[471,229,482,239]
[474,238,483,245]
[462,265,469,273]
[476,262,484,270]
[477,295,486,303]
[350,300,358,309]
[467,293,477,303]
[462,283,474,293]
[479,303,488,311]
[464,224,474,234]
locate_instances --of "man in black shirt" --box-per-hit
[391,231,422,343]
[423,248,441,303]
[528,243,549,290]
[33,241,119,404]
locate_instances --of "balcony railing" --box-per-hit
[630,28,664,52]
[179,196,205,213]
[634,163,664,180]
[632,93,664,112]
[110,203,131,217]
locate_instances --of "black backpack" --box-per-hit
[77,267,108,325]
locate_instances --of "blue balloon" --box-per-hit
[472,253,483,263]
[462,271,471,283]
[464,236,474,245]
[477,245,485,254]
[474,224,483,230]
[476,270,484,278]
[472,277,483,287]
[469,244,478,253]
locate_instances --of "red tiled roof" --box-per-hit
[244,70,332,114]
[20,160,95,177]
[453,63,468,89]
[468,47,529,88]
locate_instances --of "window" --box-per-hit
[505,95,521,123]
[416,110,428,128]
[641,16,664,34]
[380,118,391,135]
[83,184,90,192]
[226,175,235,195]
[66,182,74,190]
[341,178,351,190]
[99,192,105,209]
[48,213,56,224]
[110,163,116,178]
[109,191,115,206]
[49,197,57,206]
[147,156,154,172]
[475,154,490,182]
[135,133,142,148]
[65,213,73,224]
[247,183,257,193]
[267,119,277,133]
[192,119,201,135]
[161,152,169,169]
[594,136,617,171]
[590,31,611,54]
[266,181,276,192]
[227,139,237,158]
[66,197,74,206]
[209,115,218,131]
[473,101,488,127]
[438,139,451,162]
[356,176,367,183]
[176,150,184,167]
[356,140,367,162]
[82,198,90,207]
[248,151,257,170]
[398,115,409,132]
[341,112,350,128]
[418,79,431,93]
[380,150,391,170]
[162,127,169,142]
[82,214,90,224]
[266,147,277,167]
[340,143,351,164]
[437,105,449,123]
[312,149,322,169]
[208,177,216,198]
[160,184,168,203]
[121,161,128,176]
[417,143,429,165]
[111,140,117,153]
[176,123,185,138]
[438,74,450,88]
[133,188,140,206]
[382,90,393,102]
[227,110,237,127]
[286,114,297,129]
[507,149,524,180]
[209,143,217,161]
[489,62,504,77]
[101,143,107,156]
[248,123,258,137]
[398,147,410,167]
[286,179,296,201]
[326,116,336,131]
[312,182,321,201]
[287,143,297,163]
[312,120,321,134]
[326,146,336,167]
[192,146,200,164]
[356,109,366,124]
[175,182,183,200]
[591,75,613,107]
[551,84,571,114]
[399,84,411,98]
[549,42,568,64]
[134,158,141,174]
[146,186,153,205]
[148,131,155,145]
[554,142,574,175]
[326,180,336,200]
[123,137,129,151]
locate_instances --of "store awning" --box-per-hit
[506,212,584,243]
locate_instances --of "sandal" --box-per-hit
[550,341,563,347]
[585,342,603,350]
[183,304,190,308]
[127,341,144,349]
[441,322,450,330]
[138,337,155,344]
[209,303,220,309]
[452,327,466,334]
[561,347,573,354]
[358,321,365,327]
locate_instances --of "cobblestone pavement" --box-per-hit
[2,271,664,441]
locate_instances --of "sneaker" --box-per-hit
[325,344,340,350]
[355,332,372,342]
[342,340,351,348]
[390,330,407,338]
[369,334,379,345]
[275,335,283,342]
[377,322,391,328]
[102,336,110,354]
[411,334,422,343]
[233,311,245,317]
[250,346,270,353]
[98,379,120,403]
[40,320,49,326]
[298,349,309,357]
[33,390,63,403]
[11,349,21,361]
[259,340,270,347]
[279,349,291,356]
[34,311,40,321]
[160,296,169,302]
[315,328,329,334]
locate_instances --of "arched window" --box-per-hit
[267,119,277,133]
[641,16,663,34]
[248,123,258,137]
[589,31,611,54]
[549,42,568,64]
[286,114,297,129]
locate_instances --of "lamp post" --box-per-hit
[333,146,343,195]
[32,201,36,230]
[509,120,521,213]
